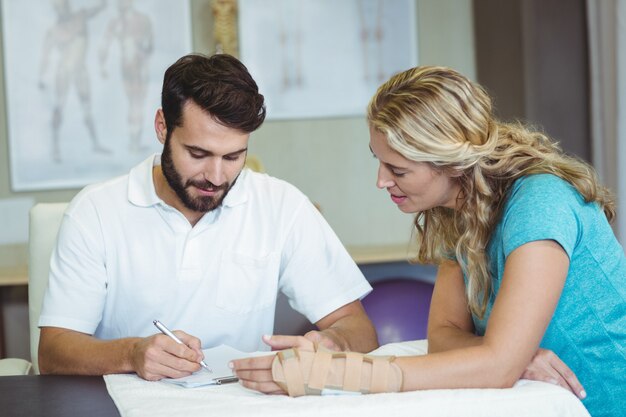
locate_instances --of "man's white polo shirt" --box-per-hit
[39,154,371,351]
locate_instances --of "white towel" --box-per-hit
[104,340,590,417]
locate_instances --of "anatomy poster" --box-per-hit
[1,0,191,190]
[238,0,417,120]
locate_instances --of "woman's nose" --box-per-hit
[376,164,395,189]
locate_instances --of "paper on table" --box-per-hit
[161,344,274,388]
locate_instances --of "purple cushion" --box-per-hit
[362,278,434,345]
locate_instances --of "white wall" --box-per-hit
[247,0,476,248]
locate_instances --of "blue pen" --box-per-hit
[153,319,212,372]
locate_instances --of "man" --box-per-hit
[38,53,377,380]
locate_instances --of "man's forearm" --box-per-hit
[323,315,378,353]
[39,327,140,375]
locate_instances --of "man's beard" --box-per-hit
[161,139,235,213]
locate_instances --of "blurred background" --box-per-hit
[0,0,624,360]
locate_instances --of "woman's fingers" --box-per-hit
[546,349,586,399]
[522,349,586,399]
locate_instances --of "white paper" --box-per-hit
[161,344,274,388]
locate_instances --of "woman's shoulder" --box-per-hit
[513,173,571,189]
[503,174,587,224]
[510,174,580,202]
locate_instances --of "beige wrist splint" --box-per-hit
[271,345,403,397]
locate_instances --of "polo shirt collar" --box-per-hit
[127,153,249,208]
[222,168,249,208]
[128,154,161,207]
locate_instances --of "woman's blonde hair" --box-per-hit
[367,66,615,318]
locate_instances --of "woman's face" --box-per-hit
[369,127,461,213]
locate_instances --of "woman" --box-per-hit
[232,66,625,417]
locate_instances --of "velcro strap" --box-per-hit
[369,357,390,393]
[342,353,363,392]
[278,349,305,397]
[307,349,333,390]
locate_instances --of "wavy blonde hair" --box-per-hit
[367,66,615,318]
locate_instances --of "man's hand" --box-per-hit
[521,348,586,399]
[130,331,205,381]
[257,334,316,352]
[303,329,344,350]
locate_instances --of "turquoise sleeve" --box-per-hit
[500,175,582,259]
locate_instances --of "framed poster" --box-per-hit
[1,0,192,191]
[238,0,418,120]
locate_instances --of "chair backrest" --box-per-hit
[361,278,434,345]
[28,202,68,374]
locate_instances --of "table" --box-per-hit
[0,375,120,417]
[347,244,415,264]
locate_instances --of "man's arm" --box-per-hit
[39,326,205,380]
[261,300,378,354]
[230,300,377,394]
[307,300,378,352]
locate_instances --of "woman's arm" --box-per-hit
[427,260,480,353]
[398,240,570,390]
[233,240,584,396]
[425,248,585,397]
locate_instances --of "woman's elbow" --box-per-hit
[488,357,525,388]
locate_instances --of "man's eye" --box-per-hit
[190,153,204,159]
[224,155,240,161]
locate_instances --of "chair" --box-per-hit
[361,278,434,345]
[0,202,67,375]
[27,202,68,374]
[0,357,32,376]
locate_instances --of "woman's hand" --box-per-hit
[230,334,316,395]
[521,348,586,399]
[230,353,282,394]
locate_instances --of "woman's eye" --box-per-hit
[392,171,406,177]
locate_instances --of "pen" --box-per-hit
[214,376,239,384]
[153,319,212,372]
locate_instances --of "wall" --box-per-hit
[474,0,590,161]
[0,0,475,359]
[206,0,477,248]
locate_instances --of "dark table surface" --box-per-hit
[0,375,120,417]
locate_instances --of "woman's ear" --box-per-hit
[437,164,464,178]
[450,169,465,178]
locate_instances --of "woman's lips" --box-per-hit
[390,194,407,204]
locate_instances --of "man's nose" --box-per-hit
[202,158,225,186]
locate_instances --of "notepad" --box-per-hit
[161,344,274,388]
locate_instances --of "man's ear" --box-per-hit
[154,109,167,145]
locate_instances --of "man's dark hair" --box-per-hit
[161,53,266,136]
